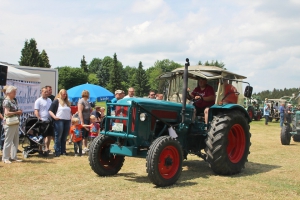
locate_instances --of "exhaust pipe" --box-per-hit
[181,58,190,123]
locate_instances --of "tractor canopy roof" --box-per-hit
[157,65,247,80]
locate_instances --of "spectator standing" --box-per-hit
[0,89,5,152]
[46,85,55,101]
[69,118,89,157]
[34,87,53,154]
[111,90,125,111]
[90,106,101,122]
[156,94,164,100]
[285,103,293,124]
[148,90,156,99]
[279,103,285,127]
[88,115,100,142]
[77,90,92,154]
[2,86,23,163]
[124,87,136,98]
[49,89,72,157]
[264,103,270,125]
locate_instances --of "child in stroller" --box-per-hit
[20,116,51,158]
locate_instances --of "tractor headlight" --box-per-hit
[140,113,147,121]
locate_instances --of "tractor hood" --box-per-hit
[117,97,194,111]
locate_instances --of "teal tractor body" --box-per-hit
[89,59,252,187]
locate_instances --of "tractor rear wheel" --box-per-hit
[89,135,125,176]
[205,111,251,175]
[280,124,291,145]
[146,136,183,187]
[247,106,255,121]
[293,134,300,142]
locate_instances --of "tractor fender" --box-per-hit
[209,104,251,123]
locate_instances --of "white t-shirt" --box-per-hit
[34,97,52,121]
[124,95,136,98]
[56,103,71,120]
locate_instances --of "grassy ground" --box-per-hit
[1,120,300,199]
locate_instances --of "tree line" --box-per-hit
[253,88,300,102]
[19,38,226,96]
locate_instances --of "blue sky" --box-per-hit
[1,0,300,93]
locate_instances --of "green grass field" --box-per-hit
[1,120,300,199]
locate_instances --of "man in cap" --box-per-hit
[187,77,215,125]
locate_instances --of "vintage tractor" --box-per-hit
[89,59,252,187]
[281,110,300,145]
[245,98,262,121]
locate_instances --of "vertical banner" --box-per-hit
[6,80,40,113]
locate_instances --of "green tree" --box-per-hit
[96,56,113,87]
[122,66,137,91]
[88,74,99,85]
[107,53,123,92]
[146,59,181,92]
[39,49,51,68]
[132,61,149,97]
[89,58,102,74]
[201,60,226,69]
[57,66,88,90]
[19,38,41,67]
[80,55,88,73]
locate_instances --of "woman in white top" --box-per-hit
[49,89,72,157]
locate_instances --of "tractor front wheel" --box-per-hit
[205,111,251,175]
[281,124,291,145]
[293,134,300,142]
[146,136,183,187]
[89,135,125,176]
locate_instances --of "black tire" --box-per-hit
[146,136,183,187]
[293,134,300,142]
[205,111,251,175]
[281,124,291,145]
[89,135,125,176]
[247,106,255,120]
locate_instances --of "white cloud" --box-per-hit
[0,0,299,92]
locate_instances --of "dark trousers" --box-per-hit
[74,140,82,155]
[265,115,269,125]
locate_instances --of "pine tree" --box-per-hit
[80,55,88,73]
[107,53,123,92]
[133,61,149,97]
[39,49,51,68]
[19,38,41,67]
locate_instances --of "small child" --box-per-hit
[28,129,43,143]
[88,115,100,142]
[69,117,89,157]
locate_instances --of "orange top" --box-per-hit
[69,124,83,142]
[223,84,238,104]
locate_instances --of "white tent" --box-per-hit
[0,62,41,82]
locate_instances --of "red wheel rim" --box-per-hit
[257,115,261,121]
[227,124,246,163]
[158,145,180,179]
[98,140,122,169]
[248,110,253,119]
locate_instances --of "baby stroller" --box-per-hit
[20,116,51,158]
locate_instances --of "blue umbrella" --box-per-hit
[67,83,114,103]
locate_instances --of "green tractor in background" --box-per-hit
[89,59,253,187]
[281,110,300,145]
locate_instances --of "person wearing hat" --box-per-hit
[111,90,125,111]
[187,77,215,125]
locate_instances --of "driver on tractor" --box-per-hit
[222,79,238,104]
[187,77,215,124]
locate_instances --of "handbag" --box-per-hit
[5,115,19,126]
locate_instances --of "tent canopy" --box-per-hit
[0,62,41,82]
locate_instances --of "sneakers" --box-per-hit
[10,159,22,162]
[3,159,11,164]
[82,148,89,154]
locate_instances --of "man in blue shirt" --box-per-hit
[279,103,285,127]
